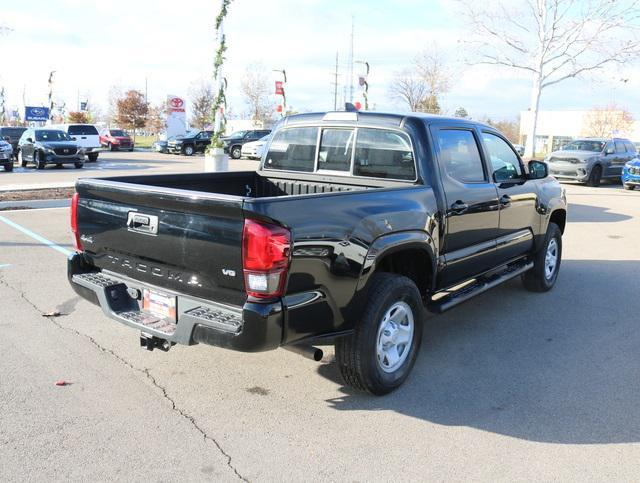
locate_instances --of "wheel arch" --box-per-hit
[549,208,567,234]
[359,231,437,298]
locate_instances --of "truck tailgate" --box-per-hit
[75,179,246,307]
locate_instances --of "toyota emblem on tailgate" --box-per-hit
[127,212,159,235]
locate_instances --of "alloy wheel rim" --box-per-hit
[545,238,558,280]
[376,301,414,373]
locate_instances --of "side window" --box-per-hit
[353,128,415,180]
[604,142,614,154]
[436,129,485,183]
[482,132,523,182]
[624,141,636,154]
[615,141,626,153]
[264,127,318,172]
[318,129,354,172]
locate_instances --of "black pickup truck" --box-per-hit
[68,111,567,395]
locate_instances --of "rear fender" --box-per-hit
[357,230,438,295]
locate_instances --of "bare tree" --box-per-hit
[583,104,634,137]
[189,82,214,130]
[241,64,275,125]
[390,45,453,113]
[389,69,430,111]
[460,0,640,158]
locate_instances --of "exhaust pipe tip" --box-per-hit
[284,344,323,362]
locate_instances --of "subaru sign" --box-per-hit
[25,106,49,121]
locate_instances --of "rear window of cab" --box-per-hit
[264,126,416,181]
[68,125,99,136]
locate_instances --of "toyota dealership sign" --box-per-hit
[166,95,186,138]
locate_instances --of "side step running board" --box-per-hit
[428,260,534,314]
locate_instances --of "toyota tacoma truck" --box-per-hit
[68,111,567,395]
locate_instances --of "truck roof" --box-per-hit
[281,111,493,130]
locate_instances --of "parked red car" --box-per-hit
[99,128,134,151]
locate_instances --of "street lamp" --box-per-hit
[354,60,370,110]
[273,69,287,117]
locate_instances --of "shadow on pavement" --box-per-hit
[567,203,632,223]
[320,260,640,445]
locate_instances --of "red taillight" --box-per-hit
[242,219,291,298]
[70,193,83,252]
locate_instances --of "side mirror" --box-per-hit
[71,136,77,141]
[527,160,548,180]
[605,147,615,155]
[26,137,33,143]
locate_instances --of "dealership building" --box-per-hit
[519,110,640,154]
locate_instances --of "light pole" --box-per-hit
[273,69,287,117]
[354,60,369,110]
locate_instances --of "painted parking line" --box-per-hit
[0,264,11,269]
[0,214,71,257]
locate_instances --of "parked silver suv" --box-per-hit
[545,137,637,187]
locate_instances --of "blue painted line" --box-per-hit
[0,214,72,257]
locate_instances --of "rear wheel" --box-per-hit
[522,222,562,292]
[335,272,424,395]
[231,145,242,159]
[586,165,602,187]
[183,145,194,156]
[88,153,99,162]
[623,183,635,190]
[4,162,13,172]
[35,151,46,170]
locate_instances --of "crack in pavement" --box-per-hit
[0,276,249,482]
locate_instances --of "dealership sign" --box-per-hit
[168,96,185,112]
[165,95,186,139]
[25,106,49,121]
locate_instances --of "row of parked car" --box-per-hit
[0,124,139,170]
[152,128,271,159]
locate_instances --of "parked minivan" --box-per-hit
[51,124,101,162]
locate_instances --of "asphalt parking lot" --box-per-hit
[0,151,259,191]
[1,181,639,480]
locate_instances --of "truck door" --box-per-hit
[480,131,536,263]
[430,126,500,287]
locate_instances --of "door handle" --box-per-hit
[500,195,511,206]
[450,201,468,215]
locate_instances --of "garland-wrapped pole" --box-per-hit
[210,0,231,150]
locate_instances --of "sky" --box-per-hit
[1,0,639,123]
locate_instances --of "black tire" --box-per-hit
[335,272,424,395]
[231,145,242,159]
[586,165,602,187]
[74,162,84,169]
[4,162,13,172]
[623,183,635,190]
[128,148,134,152]
[183,145,194,156]
[18,150,26,167]
[35,151,46,170]
[88,153,99,162]
[522,222,562,292]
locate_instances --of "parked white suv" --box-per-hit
[51,124,102,162]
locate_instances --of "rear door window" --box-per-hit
[436,129,485,183]
[264,127,318,172]
[318,129,354,172]
[68,125,99,136]
[615,141,626,153]
[354,128,415,180]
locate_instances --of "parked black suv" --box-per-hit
[222,129,271,159]
[17,128,84,169]
[69,111,567,395]
[167,130,213,156]
[0,126,27,161]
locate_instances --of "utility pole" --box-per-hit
[331,51,339,111]
[348,16,354,103]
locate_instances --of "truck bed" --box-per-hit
[81,170,384,200]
